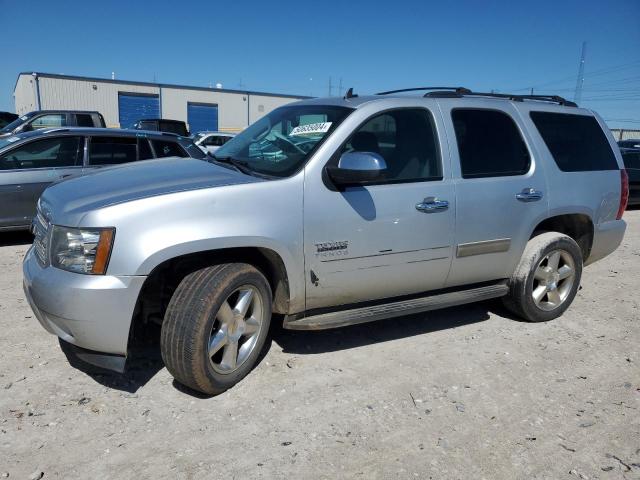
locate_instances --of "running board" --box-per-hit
[284,281,509,330]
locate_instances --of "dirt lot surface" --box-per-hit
[1,211,639,480]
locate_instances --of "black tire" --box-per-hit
[160,263,272,395]
[503,232,583,322]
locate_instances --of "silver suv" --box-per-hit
[23,87,628,395]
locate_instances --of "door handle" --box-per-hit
[415,197,449,213]
[516,188,543,202]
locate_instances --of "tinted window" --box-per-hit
[341,109,442,183]
[530,112,618,172]
[75,114,94,127]
[453,109,530,178]
[138,138,153,160]
[622,151,640,170]
[159,121,188,136]
[152,140,188,158]
[89,136,137,165]
[0,136,83,170]
[31,114,67,130]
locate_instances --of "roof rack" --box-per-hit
[376,86,577,107]
[426,90,577,107]
[376,87,470,95]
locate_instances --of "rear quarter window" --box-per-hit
[530,112,618,172]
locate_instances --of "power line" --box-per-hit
[507,59,640,92]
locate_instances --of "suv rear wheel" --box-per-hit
[160,263,272,395]
[503,232,583,322]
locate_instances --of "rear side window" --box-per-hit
[152,140,188,158]
[89,136,137,165]
[75,114,94,127]
[452,109,530,178]
[530,112,618,172]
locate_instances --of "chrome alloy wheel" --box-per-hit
[208,285,263,374]
[532,249,576,311]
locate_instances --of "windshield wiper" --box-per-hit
[211,155,255,176]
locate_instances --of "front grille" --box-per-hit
[32,211,49,266]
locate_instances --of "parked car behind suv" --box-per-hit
[192,131,236,155]
[618,139,640,149]
[23,88,628,395]
[0,110,105,137]
[133,118,189,137]
[621,147,640,205]
[0,128,206,230]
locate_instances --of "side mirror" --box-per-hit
[326,151,387,187]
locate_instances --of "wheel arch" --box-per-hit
[530,213,595,261]
[127,245,293,351]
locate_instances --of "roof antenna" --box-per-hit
[344,87,358,99]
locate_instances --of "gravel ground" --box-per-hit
[1,210,639,480]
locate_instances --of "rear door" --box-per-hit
[86,135,139,170]
[438,101,548,287]
[0,136,84,227]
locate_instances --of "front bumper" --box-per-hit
[22,246,146,357]
[585,219,627,266]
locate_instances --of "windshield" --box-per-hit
[0,113,32,134]
[214,105,353,177]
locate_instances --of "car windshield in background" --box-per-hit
[214,105,353,178]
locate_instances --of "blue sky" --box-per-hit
[1,0,638,128]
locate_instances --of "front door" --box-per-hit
[304,107,455,310]
[0,136,84,228]
[438,101,549,287]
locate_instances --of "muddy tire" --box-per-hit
[503,232,583,322]
[160,263,272,395]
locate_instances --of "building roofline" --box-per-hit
[15,72,312,100]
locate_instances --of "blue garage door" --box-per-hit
[188,103,218,134]
[118,93,160,128]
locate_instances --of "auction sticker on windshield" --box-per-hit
[290,122,332,137]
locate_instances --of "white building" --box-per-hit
[14,72,308,133]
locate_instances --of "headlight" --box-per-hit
[50,226,115,275]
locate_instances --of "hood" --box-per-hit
[41,157,262,219]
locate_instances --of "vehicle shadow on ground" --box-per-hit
[0,231,33,247]
[62,302,496,396]
[272,302,493,355]
[61,337,165,395]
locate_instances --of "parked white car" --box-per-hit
[193,131,236,155]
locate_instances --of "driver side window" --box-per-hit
[342,109,442,183]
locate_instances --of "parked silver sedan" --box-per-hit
[0,128,206,230]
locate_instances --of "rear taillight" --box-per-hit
[617,169,629,220]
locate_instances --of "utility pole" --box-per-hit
[338,77,343,96]
[328,77,333,97]
[530,87,534,95]
[574,41,587,104]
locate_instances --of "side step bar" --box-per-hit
[284,281,509,330]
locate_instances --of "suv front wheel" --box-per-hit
[160,263,272,395]
[503,232,583,322]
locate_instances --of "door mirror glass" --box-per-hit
[326,151,387,187]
